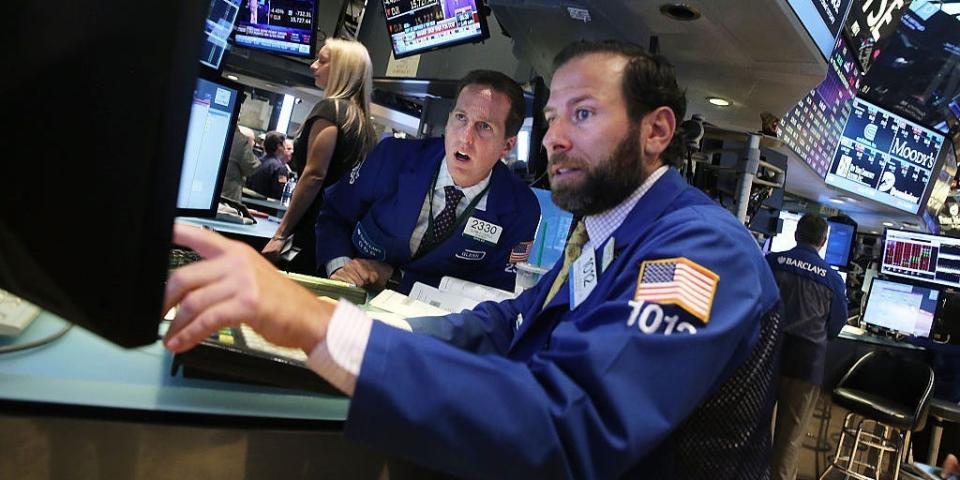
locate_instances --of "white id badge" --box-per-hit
[569,250,598,309]
[602,238,615,272]
[463,217,503,245]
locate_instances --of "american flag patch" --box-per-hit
[509,241,533,264]
[634,257,719,324]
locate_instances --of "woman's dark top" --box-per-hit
[288,98,369,272]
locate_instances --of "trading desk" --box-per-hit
[0,312,384,479]
[176,216,278,240]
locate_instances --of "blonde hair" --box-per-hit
[319,38,376,156]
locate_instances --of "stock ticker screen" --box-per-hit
[383,0,487,58]
[825,97,945,213]
[778,36,862,177]
[882,229,960,289]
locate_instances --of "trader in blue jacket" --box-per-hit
[766,214,848,480]
[164,40,782,479]
[315,70,540,294]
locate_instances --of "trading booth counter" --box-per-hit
[0,313,385,480]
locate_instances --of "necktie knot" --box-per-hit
[444,186,464,208]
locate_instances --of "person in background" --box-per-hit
[220,125,260,203]
[162,40,782,478]
[766,214,847,480]
[261,38,377,274]
[246,131,291,200]
[315,69,540,294]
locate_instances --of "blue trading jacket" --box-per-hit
[314,137,539,294]
[766,244,848,385]
[343,168,782,479]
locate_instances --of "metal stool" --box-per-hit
[820,351,934,480]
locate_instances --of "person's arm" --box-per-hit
[262,119,337,261]
[827,273,848,338]
[314,138,397,277]
[164,212,774,478]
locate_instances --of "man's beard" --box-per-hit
[549,125,648,217]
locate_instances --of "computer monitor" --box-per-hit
[529,188,574,270]
[0,0,206,347]
[233,0,317,57]
[784,0,854,59]
[863,278,940,338]
[382,0,490,59]
[200,0,240,70]
[824,220,856,267]
[778,36,862,177]
[825,97,946,214]
[881,228,960,290]
[176,74,243,217]
[769,212,828,258]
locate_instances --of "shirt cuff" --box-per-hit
[305,299,411,396]
[326,256,352,277]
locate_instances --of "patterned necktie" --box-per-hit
[417,185,465,257]
[542,220,589,308]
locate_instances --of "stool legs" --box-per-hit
[928,422,943,466]
[820,413,910,480]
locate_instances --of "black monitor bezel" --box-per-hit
[230,0,318,59]
[382,0,491,60]
[824,96,950,214]
[175,71,245,218]
[880,227,960,291]
[862,276,942,339]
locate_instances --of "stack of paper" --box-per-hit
[368,290,450,318]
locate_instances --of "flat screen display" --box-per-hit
[233,0,315,57]
[779,36,862,177]
[863,278,939,338]
[383,0,489,59]
[882,228,960,289]
[786,0,854,58]
[530,188,574,270]
[200,0,240,69]
[769,211,829,258]
[825,97,945,213]
[843,0,913,73]
[858,1,960,131]
[177,77,241,215]
[825,220,856,266]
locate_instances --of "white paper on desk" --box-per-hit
[438,276,516,304]
[368,289,449,318]
[409,282,478,313]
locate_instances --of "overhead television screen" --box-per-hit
[825,97,945,213]
[843,0,913,73]
[382,0,489,59]
[785,0,854,58]
[778,36,862,177]
[881,228,960,289]
[858,1,960,131]
[234,0,315,57]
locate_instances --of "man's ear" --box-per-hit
[641,106,676,159]
[501,136,518,159]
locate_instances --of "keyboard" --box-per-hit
[169,248,203,270]
[0,289,40,337]
[172,324,342,395]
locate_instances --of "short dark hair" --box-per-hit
[456,70,525,137]
[553,40,688,167]
[795,214,828,246]
[263,131,286,156]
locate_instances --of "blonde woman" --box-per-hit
[262,38,376,272]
